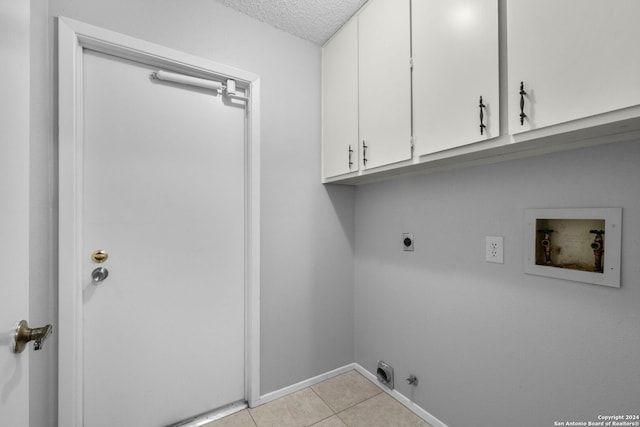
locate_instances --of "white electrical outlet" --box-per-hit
[486,236,504,263]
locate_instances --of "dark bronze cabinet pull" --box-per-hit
[519,81,527,125]
[362,140,368,166]
[348,145,353,169]
[479,96,486,135]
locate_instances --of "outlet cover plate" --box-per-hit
[486,236,504,263]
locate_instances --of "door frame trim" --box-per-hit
[58,17,261,426]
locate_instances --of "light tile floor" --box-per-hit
[204,370,432,427]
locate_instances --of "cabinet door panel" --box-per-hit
[508,0,640,134]
[359,0,411,169]
[413,0,499,156]
[322,19,359,179]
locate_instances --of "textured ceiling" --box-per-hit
[214,0,368,45]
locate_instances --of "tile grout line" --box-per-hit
[336,390,381,415]
[333,387,384,414]
[337,391,434,427]
[307,386,338,426]
[211,369,437,427]
[333,390,387,425]
[246,407,259,427]
[308,371,385,425]
[235,372,388,427]
[314,380,386,427]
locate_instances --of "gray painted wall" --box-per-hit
[354,141,640,427]
[29,1,355,425]
[27,2,639,427]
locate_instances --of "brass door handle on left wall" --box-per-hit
[12,320,52,353]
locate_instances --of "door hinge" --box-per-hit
[409,57,414,70]
[410,136,415,156]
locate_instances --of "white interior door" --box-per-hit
[1,0,30,425]
[80,49,246,426]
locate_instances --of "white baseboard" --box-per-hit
[256,363,356,406]
[257,363,448,427]
[353,364,448,427]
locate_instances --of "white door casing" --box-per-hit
[58,17,261,427]
[0,0,30,424]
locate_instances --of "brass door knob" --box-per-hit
[13,320,53,353]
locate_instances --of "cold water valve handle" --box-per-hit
[538,229,554,264]
[590,229,605,273]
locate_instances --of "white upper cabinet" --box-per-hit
[508,0,640,134]
[321,0,640,184]
[358,0,412,170]
[413,0,499,156]
[322,19,359,179]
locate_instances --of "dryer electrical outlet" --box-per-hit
[403,233,414,251]
[486,236,504,263]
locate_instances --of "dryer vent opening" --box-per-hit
[376,360,394,389]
